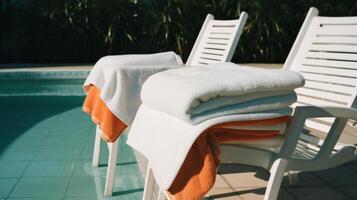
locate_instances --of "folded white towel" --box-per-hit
[188,92,295,123]
[83,51,183,124]
[127,104,292,190]
[141,63,304,123]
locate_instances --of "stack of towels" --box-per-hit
[141,63,303,124]
[127,62,305,200]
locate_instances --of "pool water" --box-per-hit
[0,95,144,199]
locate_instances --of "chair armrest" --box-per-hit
[279,106,357,158]
[293,106,357,120]
[348,120,357,127]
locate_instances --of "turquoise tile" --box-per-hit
[30,120,58,129]
[66,176,99,197]
[49,127,90,136]
[10,177,69,198]
[72,161,141,178]
[115,164,144,190]
[58,108,87,116]
[21,128,51,137]
[23,161,74,177]
[0,146,38,161]
[0,136,43,161]
[117,146,138,164]
[80,145,109,163]
[70,161,140,178]
[55,117,89,125]
[116,134,138,164]
[0,97,145,199]
[42,135,89,146]
[14,120,55,133]
[71,163,144,196]
[79,143,94,156]
[85,134,96,148]
[8,198,61,200]
[72,161,107,177]
[3,136,45,149]
[69,164,144,197]
[56,117,91,124]
[33,146,81,160]
[80,138,137,164]
[66,176,143,199]
[64,197,97,200]
[57,118,90,124]
[0,178,17,198]
[0,161,28,178]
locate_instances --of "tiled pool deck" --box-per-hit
[0,64,356,200]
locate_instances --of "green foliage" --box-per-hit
[0,0,30,62]
[204,0,296,62]
[140,0,204,59]
[28,0,140,62]
[1,0,357,63]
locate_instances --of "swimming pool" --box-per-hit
[0,69,144,199]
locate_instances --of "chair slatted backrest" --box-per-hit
[186,12,248,66]
[284,8,357,133]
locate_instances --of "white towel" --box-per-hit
[83,51,183,124]
[127,104,292,190]
[186,92,296,123]
[141,63,304,123]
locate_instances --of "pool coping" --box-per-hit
[0,63,93,70]
[0,64,93,80]
[0,64,94,95]
[0,63,283,79]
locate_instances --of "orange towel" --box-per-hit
[167,116,290,200]
[83,85,128,142]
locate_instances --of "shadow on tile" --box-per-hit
[218,163,269,181]
[0,96,87,159]
[112,188,143,196]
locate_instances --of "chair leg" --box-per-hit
[92,126,102,167]
[92,170,104,199]
[264,158,288,200]
[287,170,299,185]
[157,190,165,200]
[104,138,119,197]
[143,165,155,200]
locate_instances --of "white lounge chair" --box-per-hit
[143,7,357,200]
[91,12,248,197]
[217,7,357,200]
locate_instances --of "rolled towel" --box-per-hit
[141,62,304,123]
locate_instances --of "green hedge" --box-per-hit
[1,0,357,64]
